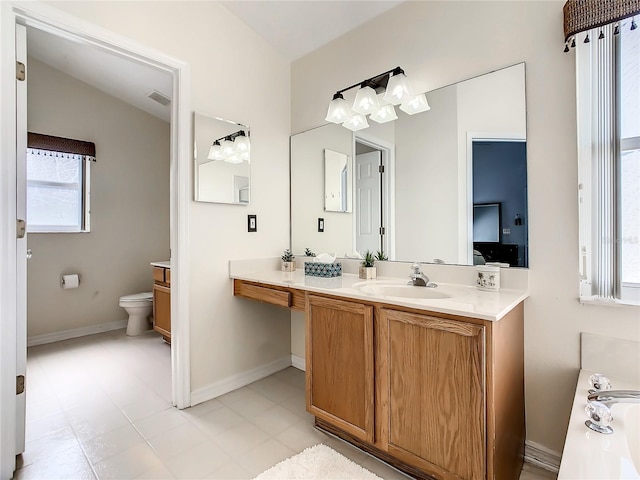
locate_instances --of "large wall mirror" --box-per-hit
[291,63,528,267]
[194,112,250,204]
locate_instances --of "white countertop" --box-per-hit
[150,261,170,268]
[230,268,527,321]
[559,369,640,479]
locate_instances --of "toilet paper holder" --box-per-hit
[60,274,80,289]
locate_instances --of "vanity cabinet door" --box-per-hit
[306,295,374,443]
[382,309,486,480]
[153,283,171,343]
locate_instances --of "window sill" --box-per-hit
[579,296,640,307]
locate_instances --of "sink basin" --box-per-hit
[626,405,640,474]
[354,281,468,300]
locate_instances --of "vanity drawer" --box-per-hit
[153,267,166,283]
[233,279,306,311]
[165,269,171,285]
[235,280,291,308]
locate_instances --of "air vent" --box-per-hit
[147,90,171,106]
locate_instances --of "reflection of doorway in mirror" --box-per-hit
[354,136,394,259]
[233,175,249,204]
[470,139,527,267]
[355,149,381,254]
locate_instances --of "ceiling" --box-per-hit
[26,1,403,122]
[27,26,173,122]
[220,1,403,61]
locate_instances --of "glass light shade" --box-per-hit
[399,93,431,115]
[234,135,250,153]
[325,95,352,124]
[207,143,223,160]
[240,151,250,162]
[383,73,414,105]
[352,86,380,115]
[221,139,236,158]
[369,104,398,124]
[342,114,369,131]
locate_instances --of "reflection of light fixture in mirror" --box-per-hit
[325,93,352,124]
[399,93,431,115]
[221,139,236,158]
[326,66,428,131]
[234,131,250,154]
[208,130,250,162]
[207,140,223,160]
[370,94,398,123]
[342,114,369,132]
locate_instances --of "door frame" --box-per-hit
[354,132,395,260]
[464,133,526,264]
[0,3,192,475]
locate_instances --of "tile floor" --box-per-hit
[15,330,557,480]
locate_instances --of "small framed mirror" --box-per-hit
[193,112,250,204]
[324,149,352,212]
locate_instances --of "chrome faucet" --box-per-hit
[587,390,640,406]
[408,263,437,288]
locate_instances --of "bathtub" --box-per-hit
[559,369,640,479]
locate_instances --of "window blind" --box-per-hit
[27,132,96,161]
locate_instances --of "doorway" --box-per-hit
[1,4,191,476]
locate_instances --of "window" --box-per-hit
[577,22,640,305]
[619,27,640,298]
[26,133,95,233]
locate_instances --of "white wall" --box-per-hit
[26,58,170,337]
[291,1,640,455]
[46,1,292,396]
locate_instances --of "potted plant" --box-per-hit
[304,248,316,257]
[281,249,296,272]
[375,250,388,261]
[359,250,377,279]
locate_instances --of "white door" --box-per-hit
[355,151,381,254]
[15,23,28,457]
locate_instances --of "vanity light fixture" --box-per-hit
[207,130,250,163]
[325,66,430,131]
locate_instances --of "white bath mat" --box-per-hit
[254,444,383,480]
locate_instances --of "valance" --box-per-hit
[27,132,96,161]
[563,0,639,50]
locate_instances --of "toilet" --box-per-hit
[119,292,153,336]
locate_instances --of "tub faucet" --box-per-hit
[587,390,640,407]
[408,263,437,288]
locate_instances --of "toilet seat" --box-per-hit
[119,292,153,307]
[120,292,152,302]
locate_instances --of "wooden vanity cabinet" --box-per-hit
[152,266,171,343]
[382,309,486,480]
[305,295,375,443]
[307,295,524,480]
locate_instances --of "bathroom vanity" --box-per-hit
[151,261,171,343]
[230,263,528,480]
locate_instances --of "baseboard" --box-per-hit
[27,319,127,347]
[190,356,292,406]
[524,440,561,473]
[291,354,305,371]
